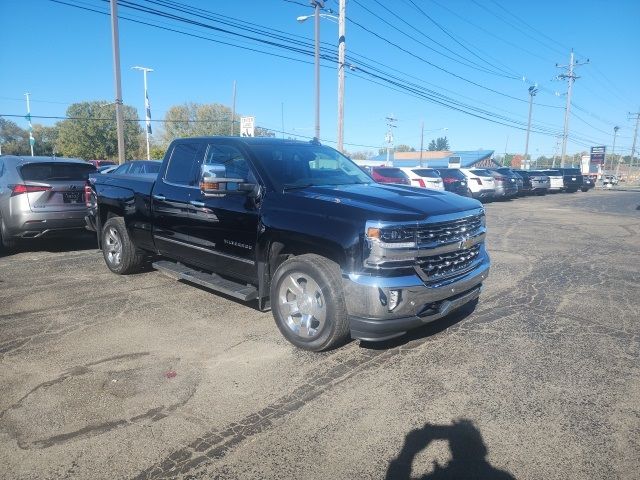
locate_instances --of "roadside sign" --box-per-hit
[590,146,606,166]
[240,116,255,137]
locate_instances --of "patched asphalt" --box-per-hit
[0,190,638,479]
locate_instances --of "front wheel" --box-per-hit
[270,254,350,351]
[101,216,144,274]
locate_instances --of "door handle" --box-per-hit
[152,194,166,201]
[189,200,205,208]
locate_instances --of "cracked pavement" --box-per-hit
[0,190,638,479]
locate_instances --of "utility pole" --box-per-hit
[419,120,424,167]
[231,80,237,136]
[110,0,126,164]
[336,0,346,152]
[608,126,619,175]
[312,1,324,142]
[627,110,640,181]
[556,50,588,168]
[385,115,397,166]
[132,66,153,160]
[551,135,561,168]
[24,93,34,156]
[524,85,538,170]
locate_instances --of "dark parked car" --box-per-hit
[435,168,471,196]
[581,176,595,192]
[86,137,490,351]
[0,156,96,250]
[512,170,550,195]
[557,168,584,193]
[370,166,410,185]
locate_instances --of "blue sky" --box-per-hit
[1,0,638,157]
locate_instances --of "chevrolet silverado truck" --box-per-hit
[85,137,490,351]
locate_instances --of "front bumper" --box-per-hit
[343,247,490,341]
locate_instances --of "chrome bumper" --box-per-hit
[343,246,490,341]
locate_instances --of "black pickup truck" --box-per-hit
[86,137,490,351]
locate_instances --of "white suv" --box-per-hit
[459,168,496,200]
[398,167,445,191]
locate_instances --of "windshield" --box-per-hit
[411,169,440,178]
[470,169,493,177]
[542,170,561,176]
[250,144,372,189]
[562,168,581,175]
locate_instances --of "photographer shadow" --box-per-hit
[386,419,515,480]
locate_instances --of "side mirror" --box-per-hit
[199,164,255,196]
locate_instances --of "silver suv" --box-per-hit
[0,156,96,250]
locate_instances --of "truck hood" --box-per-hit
[281,183,482,222]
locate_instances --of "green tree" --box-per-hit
[149,145,167,160]
[254,126,275,137]
[348,150,374,160]
[32,124,58,156]
[162,103,234,143]
[56,101,141,160]
[394,144,415,152]
[435,136,450,150]
[0,117,29,155]
[427,139,437,151]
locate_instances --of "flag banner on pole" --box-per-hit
[145,90,152,135]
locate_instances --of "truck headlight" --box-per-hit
[366,226,416,249]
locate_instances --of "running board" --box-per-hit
[153,260,258,302]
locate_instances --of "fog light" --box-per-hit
[389,289,402,311]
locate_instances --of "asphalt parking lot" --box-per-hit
[1,190,639,480]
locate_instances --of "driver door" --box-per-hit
[186,141,261,282]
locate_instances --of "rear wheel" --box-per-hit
[270,254,350,351]
[101,217,144,274]
[0,217,17,252]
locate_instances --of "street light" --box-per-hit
[524,85,538,170]
[297,1,325,143]
[132,66,154,160]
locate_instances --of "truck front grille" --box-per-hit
[416,214,483,245]
[416,244,481,279]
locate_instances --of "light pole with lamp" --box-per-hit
[132,66,154,160]
[524,85,538,170]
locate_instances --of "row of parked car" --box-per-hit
[363,165,593,200]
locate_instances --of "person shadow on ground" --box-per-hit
[385,419,516,480]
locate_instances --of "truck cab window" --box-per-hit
[165,143,199,185]
[203,144,256,184]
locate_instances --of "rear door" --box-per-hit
[186,141,260,281]
[151,141,202,261]
[19,162,95,212]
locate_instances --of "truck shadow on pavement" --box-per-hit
[385,419,516,480]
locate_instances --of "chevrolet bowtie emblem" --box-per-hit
[459,237,473,249]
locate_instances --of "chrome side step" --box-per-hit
[152,260,258,302]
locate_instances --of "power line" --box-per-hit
[403,0,521,79]
[354,0,518,79]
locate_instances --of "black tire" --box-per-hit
[270,254,350,351]
[101,216,144,274]
[0,216,17,252]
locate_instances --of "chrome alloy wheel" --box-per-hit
[277,273,327,339]
[104,226,123,267]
